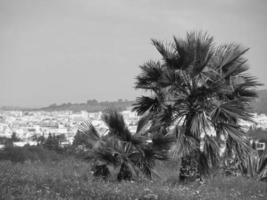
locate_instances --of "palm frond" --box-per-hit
[155,105,174,128]
[132,96,160,115]
[187,32,214,76]
[102,110,131,140]
[223,124,252,170]
[74,120,100,148]
[135,61,163,90]
[136,113,151,135]
[230,75,262,101]
[202,135,220,167]
[173,36,187,70]
[170,126,199,159]
[258,154,267,178]
[93,146,120,166]
[152,131,176,152]
[215,44,249,76]
[211,100,253,123]
[152,39,179,70]
[102,110,144,146]
[78,120,100,139]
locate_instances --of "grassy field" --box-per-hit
[0,157,266,200]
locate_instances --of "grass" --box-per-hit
[0,146,63,163]
[0,157,266,200]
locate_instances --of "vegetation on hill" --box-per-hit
[37,99,134,112]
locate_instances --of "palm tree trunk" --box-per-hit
[179,152,200,182]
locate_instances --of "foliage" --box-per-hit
[240,149,267,181]
[76,110,175,181]
[257,153,267,181]
[0,133,20,147]
[43,133,62,152]
[221,138,267,181]
[11,132,20,142]
[133,31,261,179]
[73,126,95,149]
[32,134,46,145]
[38,100,134,112]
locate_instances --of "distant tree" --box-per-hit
[11,132,20,142]
[43,133,60,151]
[87,99,98,105]
[37,135,46,145]
[56,134,67,145]
[49,103,57,108]
[4,138,13,148]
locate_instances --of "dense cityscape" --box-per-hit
[0,108,139,148]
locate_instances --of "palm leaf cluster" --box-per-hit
[257,153,267,181]
[133,32,261,178]
[241,148,267,181]
[76,110,175,181]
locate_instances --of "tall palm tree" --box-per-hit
[133,32,261,180]
[77,110,175,181]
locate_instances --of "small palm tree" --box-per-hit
[133,32,261,180]
[242,145,267,181]
[77,110,174,181]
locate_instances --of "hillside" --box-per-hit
[39,89,267,113]
[2,89,267,113]
[37,100,135,112]
[251,89,267,114]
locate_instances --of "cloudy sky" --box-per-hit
[0,0,267,107]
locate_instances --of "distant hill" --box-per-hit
[39,89,267,114]
[0,99,135,113]
[2,89,267,114]
[247,128,267,141]
[251,89,267,114]
[35,100,135,112]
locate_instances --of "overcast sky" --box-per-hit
[0,0,267,107]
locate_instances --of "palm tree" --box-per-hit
[133,32,261,180]
[77,110,175,181]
